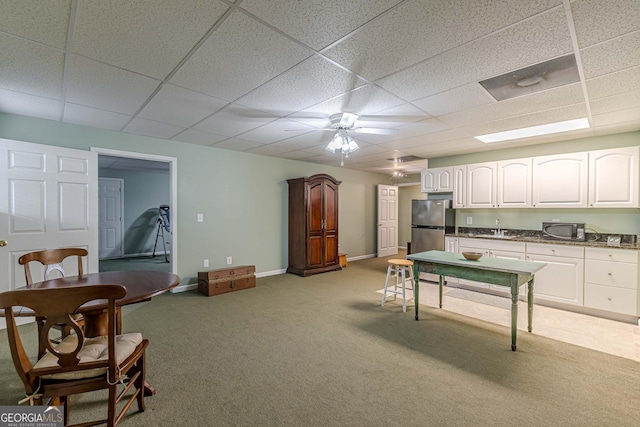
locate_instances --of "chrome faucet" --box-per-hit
[495,218,502,237]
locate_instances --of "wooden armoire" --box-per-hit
[287,174,341,277]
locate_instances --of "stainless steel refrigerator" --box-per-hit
[410,199,455,254]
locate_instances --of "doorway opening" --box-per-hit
[92,148,177,276]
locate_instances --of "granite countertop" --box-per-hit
[449,228,639,250]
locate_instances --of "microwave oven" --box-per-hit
[542,222,586,241]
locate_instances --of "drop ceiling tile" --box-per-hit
[439,83,584,127]
[271,131,331,150]
[171,128,228,146]
[0,88,61,120]
[377,8,572,101]
[138,84,228,127]
[413,83,495,117]
[591,106,640,127]
[246,144,295,156]
[241,0,401,50]
[586,66,640,100]
[124,117,184,139]
[212,138,264,151]
[194,103,277,136]
[593,121,640,135]
[0,0,71,49]
[324,0,562,81]
[239,119,318,144]
[65,55,160,115]
[72,0,229,79]
[580,31,640,79]
[170,10,313,101]
[276,150,321,161]
[590,89,640,116]
[377,128,471,150]
[361,118,452,145]
[571,0,640,48]
[236,56,367,115]
[464,103,588,136]
[63,103,130,130]
[0,34,64,98]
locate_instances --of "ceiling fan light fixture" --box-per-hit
[475,118,590,143]
[325,134,343,153]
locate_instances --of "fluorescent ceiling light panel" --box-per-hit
[475,118,590,143]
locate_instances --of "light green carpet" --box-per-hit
[1,254,639,426]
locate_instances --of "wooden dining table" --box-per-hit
[9,269,181,395]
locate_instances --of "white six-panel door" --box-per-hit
[0,138,98,295]
[377,184,398,257]
[99,178,124,259]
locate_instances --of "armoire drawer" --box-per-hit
[584,283,637,316]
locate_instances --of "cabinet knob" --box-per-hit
[607,297,612,301]
[607,272,612,276]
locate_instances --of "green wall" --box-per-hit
[0,113,388,285]
[426,131,640,234]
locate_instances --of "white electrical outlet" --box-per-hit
[203,259,209,268]
[197,213,204,222]
[466,216,473,224]
[226,256,232,265]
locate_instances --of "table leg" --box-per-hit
[439,275,444,308]
[528,278,534,333]
[511,289,518,351]
[413,262,420,321]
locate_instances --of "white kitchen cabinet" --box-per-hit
[466,162,496,208]
[457,238,526,292]
[525,243,584,306]
[583,247,639,316]
[532,152,588,208]
[421,167,453,193]
[588,146,639,208]
[444,236,459,284]
[497,158,532,208]
[452,165,466,208]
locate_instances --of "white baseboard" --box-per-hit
[170,268,287,294]
[348,253,376,261]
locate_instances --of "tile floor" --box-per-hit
[379,280,640,362]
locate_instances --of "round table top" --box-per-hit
[12,270,181,315]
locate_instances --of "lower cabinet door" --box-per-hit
[526,253,584,305]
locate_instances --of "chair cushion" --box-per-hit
[34,332,143,380]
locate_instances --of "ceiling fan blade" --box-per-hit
[284,128,334,132]
[353,127,398,135]
[340,112,359,127]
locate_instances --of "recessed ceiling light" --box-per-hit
[475,118,590,143]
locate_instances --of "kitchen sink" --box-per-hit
[473,234,518,240]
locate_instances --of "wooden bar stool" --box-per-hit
[381,259,415,312]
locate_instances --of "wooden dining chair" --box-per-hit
[0,284,149,427]
[19,248,90,355]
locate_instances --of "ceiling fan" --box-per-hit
[319,113,398,166]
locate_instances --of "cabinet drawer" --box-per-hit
[584,260,637,289]
[458,238,525,252]
[526,243,584,258]
[584,283,637,316]
[585,247,639,263]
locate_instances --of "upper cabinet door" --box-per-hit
[421,167,453,192]
[466,162,496,208]
[532,152,588,208]
[452,165,466,208]
[497,158,532,208]
[588,146,639,208]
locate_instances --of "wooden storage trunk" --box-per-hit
[198,265,256,297]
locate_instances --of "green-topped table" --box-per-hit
[406,250,547,351]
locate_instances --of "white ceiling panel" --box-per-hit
[1,0,639,173]
[72,0,229,79]
[170,10,313,102]
[0,88,61,121]
[0,34,64,98]
[194,103,277,136]
[63,103,130,130]
[236,56,367,115]
[124,117,184,139]
[571,0,640,48]
[138,84,228,127]
[240,0,402,51]
[172,128,229,146]
[0,0,71,49]
[65,55,160,115]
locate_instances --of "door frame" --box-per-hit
[98,177,125,260]
[91,147,179,280]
